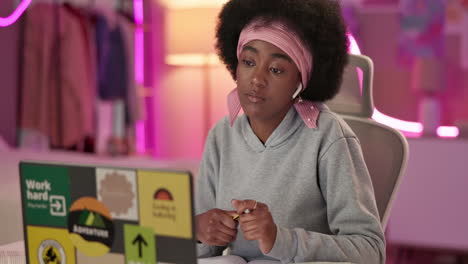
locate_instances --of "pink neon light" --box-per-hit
[437,126,460,138]
[0,0,32,27]
[372,108,423,133]
[348,33,361,55]
[134,0,144,84]
[134,0,146,153]
[347,33,458,138]
[135,28,144,84]
[133,0,144,24]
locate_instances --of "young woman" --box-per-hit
[195,0,385,263]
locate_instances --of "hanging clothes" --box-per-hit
[20,3,95,148]
[94,9,129,155]
[93,10,144,155]
[95,14,128,100]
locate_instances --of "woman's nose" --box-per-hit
[251,68,266,89]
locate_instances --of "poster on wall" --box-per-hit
[399,0,446,66]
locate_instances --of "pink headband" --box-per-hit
[228,18,320,129]
[237,18,313,88]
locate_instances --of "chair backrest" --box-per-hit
[327,54,409,229]
[327,54,374,118]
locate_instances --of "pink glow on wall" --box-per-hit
[347,33,458,138]
[134,0,146,154]
[0,0,31,27]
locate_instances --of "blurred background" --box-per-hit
[1,0,468,263]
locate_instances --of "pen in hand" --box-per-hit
[232,200,257,221]
[232,208,251,221]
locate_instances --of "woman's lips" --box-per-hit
[246,93,265,103]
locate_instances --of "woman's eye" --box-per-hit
[270,68,283,74]
[242,59,255,67]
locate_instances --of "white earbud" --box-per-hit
[292,83,302,99]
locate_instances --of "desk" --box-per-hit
[0,241,25,263]
[0,240,351,264]
[386,138,468,250]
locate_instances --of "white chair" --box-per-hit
[327,54,409,229]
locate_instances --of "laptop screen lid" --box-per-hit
[19,160,197,264]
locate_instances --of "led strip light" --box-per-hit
[133,0,147,154]
[0,0,32,27]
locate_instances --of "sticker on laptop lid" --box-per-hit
[68,197,114,257]
[21,163,71,228]
[138,170,192,239]
[26,226,75,264]
[96,168,138,221]
[123,224,156,264]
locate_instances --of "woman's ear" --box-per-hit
[292,83,303,99]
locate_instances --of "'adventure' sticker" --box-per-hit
[68,197,114,256]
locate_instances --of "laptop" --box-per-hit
[19,160,197,264]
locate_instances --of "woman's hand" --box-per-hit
[196,209,238,246]
[232,199,277,254]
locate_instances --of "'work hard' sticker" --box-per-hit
[21,164,70,227]
[68,197,114,256]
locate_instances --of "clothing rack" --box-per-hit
[17,0,136,150]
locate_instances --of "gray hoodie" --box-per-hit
[196,106,385,264]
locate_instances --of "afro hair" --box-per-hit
[215,0,349,102]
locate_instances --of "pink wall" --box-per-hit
[0,0,19,146]
[152,64,234,160]
[149,3,234,161]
